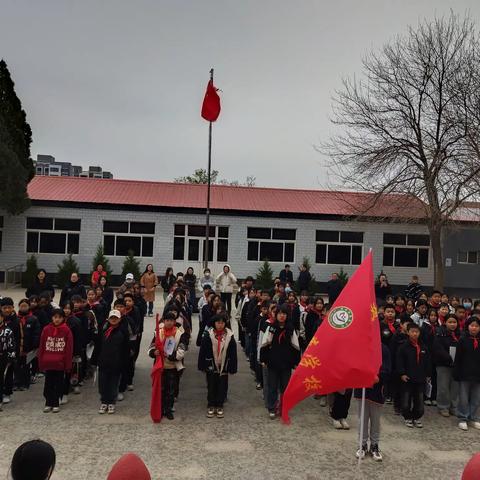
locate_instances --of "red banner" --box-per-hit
[281,251,381,423]
[201,79,221,122]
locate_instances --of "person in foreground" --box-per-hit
[10,439,56,480]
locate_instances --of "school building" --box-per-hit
[0,176,478,296]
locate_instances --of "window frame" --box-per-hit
[247,227,296,263]
[457,250,479,265]
[102,220,155,258]
[382,233,430,268]
[315,230,364,266]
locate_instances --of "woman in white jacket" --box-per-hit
[215,264,237,316]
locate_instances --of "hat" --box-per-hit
[0,297,14,307]
[108,310,121,319]
[107,453,151,480]
[125,273,134,281]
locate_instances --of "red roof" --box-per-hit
[27,176,426,219]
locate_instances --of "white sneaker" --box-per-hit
[60,395,68,405]
[52,407,60,413]
[117,393,124,401]
[43,406,52,413]
[107,404,115,414]
[472,421,480,430]
[127,384,134,391]
[73,386,81,395]
[98,404,108,414]
[319,396,327,407]
[333,419,343,429]
[459,421,468,431]
[2,395,11,404]
[340,419,350,430]
[356,445,367,459]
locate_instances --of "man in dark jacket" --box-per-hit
[60,273,87,306]
[326,273,343,305]
[279,265,294,285]
[297,264,312,293]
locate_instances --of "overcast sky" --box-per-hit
[2,1,480,188]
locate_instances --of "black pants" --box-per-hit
[239,322,245,348]
[0,357,7,401]
[266,367,291,412]
[4,360,14,395]
[331,390,352,420]
[392,375,402,412]
[43,370,64,408]
[425,367,437,401]
[15,356,31,389]
[119,341,137,392]
[147,302,154,315]
[220,293,232,315]
[63,372,71,396]
[207,371,228,408]
[98,370,120,405]
[401,382,425,420]
[162,369,177,414]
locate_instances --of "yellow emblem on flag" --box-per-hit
[309,337,319,346]
[370,304,378,322]
[303,375,322,392]
[299,354,321,369]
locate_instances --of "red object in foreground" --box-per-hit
[201,79,221,122]
[150,314,164,423]
[462,453,480,480]
[281,251,381,423]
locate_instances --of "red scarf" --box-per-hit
[277,324,287,343]
[18,312,30,327]
[299,300,308,309]
[449,331,459,343]
[387,320,396,334]
[214,329,225,357]
[410,339,420,364]
[105,323,119,339]
[395,305,404,314]
[163,326,177,341]
[471,336,479,350]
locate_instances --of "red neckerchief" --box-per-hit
[18,312,30,326]
[105,323,119,339]
[286,302,296,312]
[438,315,445,326]
[430,301,440,309]
[410,339,420,363]
[163,326,177,340]
[88,301,99,308]
[428,322,436,335]
[395,305,404,314]
[125,306,133,315]
[215,329,225,357]
[450,331,459,343]
[277,324,287,343]
[299,300,308,309]
[387,319,396,334]
[471,336,479,350]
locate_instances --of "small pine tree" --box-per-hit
[337,267,349,287]
[256,260,274,290]
[121,250,141,281]
[57,254,80,287]
[91,244,112,278]
[21,254,38,288]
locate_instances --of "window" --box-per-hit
[103,220,154,257]
[458,251,479,264]
[26,217,81,254]
[383,233,430,268]
[173,224,229,262]
[247,227,295,262]
[315,230,363,265]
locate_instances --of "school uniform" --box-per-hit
[92,322,130,405]
[119,305,142,392]
[421,321,439,402]
[389,330,408,412]
[3,313,19,397]
[198,327,237,409]
[396,340,431,421]
[453,335,480,422]
[304,308,323,347]
[38,322,73,408]
[0,321,16,403]
[260,321,300,413]
[15,312,40,389]
[433,327,459,413]
[148,325,187,416]
[64,314,83,395]
[285,302,301,332]
[73,307,98,382]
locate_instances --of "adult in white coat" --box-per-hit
[215,264,237,316]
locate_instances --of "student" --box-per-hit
[161,268,176,301]
[453,316,480,431]
[438,303,450,326]
[133,283,148,319]
[183,267,197,308]
[198,315,237,418]
[455,305,468,331]
[99,275,114,312]
[1,297,19,404]
[38,309,73,412]
[385,295,395,306]
[380,305,399,350]
[433,313,460,417]
[140,264,158,316]
[260,305,301,419]
[389,315,410,415]
[148,312,187,420]
[355,343,391,461]
[92,310,129,414]
[198,293,220,346]
[303,297,324,347]
[421,308,440,406]
[404,275,423,301]
[10,439,56,480]
[86,288,106,330]
[273,283,287,305]
[429,291,442,310]
[284,291,301,332]
[397,323,431,428]
[0,311,15,410]
[200,268,214,290]
[410,299,428,327]
[394,295,406,317]
[462,297,473,319]
[15,299,40,390]
[405,299,415,317]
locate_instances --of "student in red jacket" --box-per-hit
[38,309,73,413]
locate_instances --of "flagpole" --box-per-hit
[357,387,366,466]
[204,68,214,270]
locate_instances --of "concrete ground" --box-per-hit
[0,288,477,480]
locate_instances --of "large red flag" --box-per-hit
[150,314,164,423]
[201,79,221,122]
[281,251,381,423]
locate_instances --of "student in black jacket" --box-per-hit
[99,276,114,313]
[15,299,40,390]
[453,317,480,431]
[397,323,431,428]
[433,314,460,417]
[303,298,324,348]
[198,315,237,418]
[91,309,130,414]
[1,297,19,403]
[260,306,300,419]
[421,309,440,406]
[390,315,409,415]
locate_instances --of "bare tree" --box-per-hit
[322,13,480,289]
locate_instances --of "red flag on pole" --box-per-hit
[201,79,221,122]
[281,251,381,423]
[150,314,164,423]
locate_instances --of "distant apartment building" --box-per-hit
[34,155,113,179]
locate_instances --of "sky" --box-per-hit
[1,0,480,189]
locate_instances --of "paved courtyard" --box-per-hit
[0,288,477,480]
